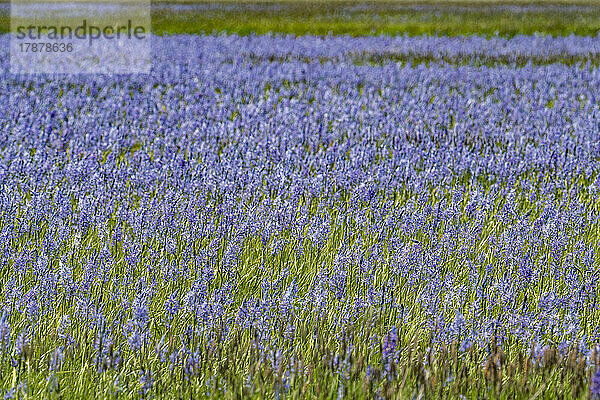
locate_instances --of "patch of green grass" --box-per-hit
[148,1,600,37]
[1,1,600,37]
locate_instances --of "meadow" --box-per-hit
[2,1,600,36]
[2,2,600,400]
[150,1,600,37]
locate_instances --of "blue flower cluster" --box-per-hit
[1,34,600,397]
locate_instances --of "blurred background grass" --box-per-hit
[150,1,600,36]
[0,1,599,36]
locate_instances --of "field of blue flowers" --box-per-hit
[2,31,600,398]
